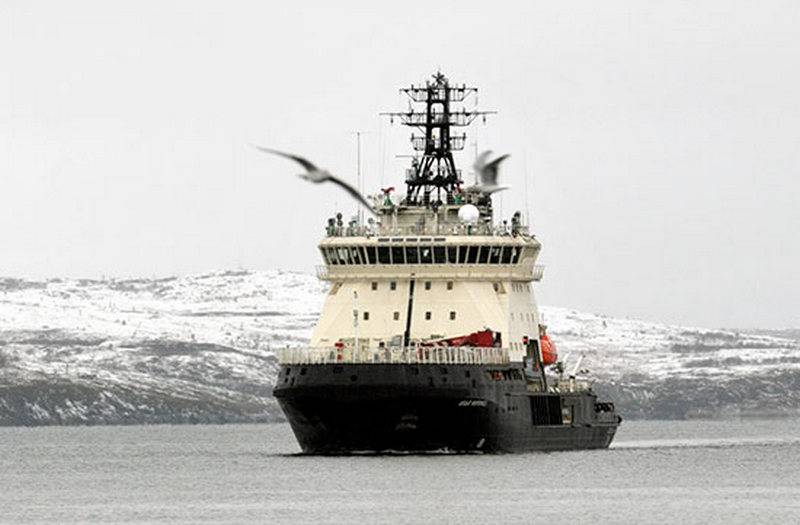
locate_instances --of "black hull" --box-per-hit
[274,363,620,454]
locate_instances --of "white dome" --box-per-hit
[458,204,480,224]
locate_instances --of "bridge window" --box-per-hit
[420,246,433,264]
[391,246,404,264]
[447,246,458,263]
[337,247,350,265]
[360,244,525,266]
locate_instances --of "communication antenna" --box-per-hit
[523,150,531,226]
[380,71,496,204]
[351,131,368,226]
[378,116,386,188]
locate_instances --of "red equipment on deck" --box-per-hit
[421,329,498,348]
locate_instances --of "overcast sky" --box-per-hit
[2,1,798,329]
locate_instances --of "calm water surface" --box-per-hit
[2,419,799,524]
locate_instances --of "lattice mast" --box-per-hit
[382,72,495,204]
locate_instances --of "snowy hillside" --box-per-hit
[1,270,798,425]
[0,270,325,425]
[541,307,800,418]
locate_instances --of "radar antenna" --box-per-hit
[381,72,496,205]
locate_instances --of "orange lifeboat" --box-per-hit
[540,334,558,365]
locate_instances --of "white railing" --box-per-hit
[316,264,544,282]
[277,346,510,366]
[326,223,530,238]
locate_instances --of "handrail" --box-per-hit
[316,264,544,281]
[277,346,510,365]
[325,223,531,238]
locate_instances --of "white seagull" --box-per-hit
[469,150,511,195]
[253,145,376,215]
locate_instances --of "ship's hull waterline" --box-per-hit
[274,364,619,454]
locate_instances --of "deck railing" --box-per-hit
[325,223,530,238]
[316,264,544,282]
[277,346,510,366]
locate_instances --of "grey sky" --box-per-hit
[2,1,798,329]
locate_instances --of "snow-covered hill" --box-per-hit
[0,270,797,425]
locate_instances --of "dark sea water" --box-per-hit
[2,419,799,524]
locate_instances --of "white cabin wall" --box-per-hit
[312,278,527,353]
[505,281,542,362]
[311,280,410,346]
[408,280,505,341]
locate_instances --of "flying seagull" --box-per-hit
[252,145,376,215]
[468,150,511,195]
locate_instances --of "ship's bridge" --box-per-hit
[319,195,542,282]
[317,234,542,282]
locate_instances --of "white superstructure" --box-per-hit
[311,197,544,364]
[278,72,547,366]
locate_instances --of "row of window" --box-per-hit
[360,311,537,323]
[368,282,529,292]
[371,281,454,291]
[362,311,458,321]
[322,245,525,266]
